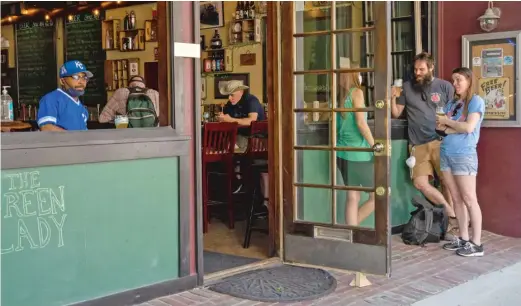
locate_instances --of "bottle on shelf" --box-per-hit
[239,1,244,19]
[105,29,112,49]
[235,2,241,20]
[210,29,222,49]
[250,1,256,18]
[1,86,14,122]
[211,53,217,72]
[244,1,250,19]
[124,11,130,30]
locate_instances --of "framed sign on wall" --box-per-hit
[462,30,521,127]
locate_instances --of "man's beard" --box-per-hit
[412,73,433,92]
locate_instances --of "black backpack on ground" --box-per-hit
[401,196,448,246]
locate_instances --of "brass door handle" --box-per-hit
[372,142,384,152]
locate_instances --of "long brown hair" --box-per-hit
[339,68,362,118]
[452,67,476,117]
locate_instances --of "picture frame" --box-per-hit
[200,1,224,29]
[214,73,250,99]
[462,30,521,128]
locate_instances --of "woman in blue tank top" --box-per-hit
[436,67,485,257]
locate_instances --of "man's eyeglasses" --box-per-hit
[70,75,89,81]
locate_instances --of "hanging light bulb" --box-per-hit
[68,14,74,21]
[45,14,50,21]
[8,16,13,22]
[93,9,100,16]
[478,1,501,32]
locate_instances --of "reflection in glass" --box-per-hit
[295,2,331,33]
[335,32,374,70]
[296,187,332,223]
[334,62,375,227]
[296,35,331,71]
[336,1,364,30]
[392,1,413,18]
[335,190,375,228]
[295,150,330,184]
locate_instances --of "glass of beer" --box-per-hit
[436,106,445,117]
[115,115,129,128]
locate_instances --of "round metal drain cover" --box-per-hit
[208,265,337,302]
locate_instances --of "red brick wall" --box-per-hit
[438,1,521,237]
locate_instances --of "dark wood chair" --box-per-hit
[202,122,238,233]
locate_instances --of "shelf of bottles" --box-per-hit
[230,1,262,45]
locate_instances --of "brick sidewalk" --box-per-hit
[139,231,521,306]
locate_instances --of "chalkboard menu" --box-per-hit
[65,12,106,106]
[16,20,57,105]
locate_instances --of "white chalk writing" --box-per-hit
[1,171,67,254]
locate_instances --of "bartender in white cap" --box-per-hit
[217,80,266,151]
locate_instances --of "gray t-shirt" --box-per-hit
[398,78,454,145]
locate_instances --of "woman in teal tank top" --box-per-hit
[337,63,375,226]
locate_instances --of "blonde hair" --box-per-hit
[339,61,362,118]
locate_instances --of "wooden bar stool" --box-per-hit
[239,121,269,248]
[202,122,238,233]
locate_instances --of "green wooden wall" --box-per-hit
[1,157,180,306]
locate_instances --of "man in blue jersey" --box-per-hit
[37,60,91,131]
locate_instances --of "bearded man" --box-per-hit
[390,52,459,238]
[37,60,91,131]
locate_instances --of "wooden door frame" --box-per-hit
[277,1,392,275]
[266,1,281,257]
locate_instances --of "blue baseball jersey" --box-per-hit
[37,89,89,131]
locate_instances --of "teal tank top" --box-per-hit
[336,88,373,162]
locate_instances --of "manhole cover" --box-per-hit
[208,265,337,302]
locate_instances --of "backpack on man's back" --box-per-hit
[126,87,158,128]
[401,196,448,246]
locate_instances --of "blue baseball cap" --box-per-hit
[59,60,93,78]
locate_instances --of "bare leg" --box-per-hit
[260,172,269,206]
[414,175,456,218]
[454,175,482,245]
[442,170,469,240]
[358,192,375,224]
[346,191,361,226]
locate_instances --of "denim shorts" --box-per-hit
[440,154,478,176]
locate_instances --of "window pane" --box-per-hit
[335,1,364,30]
[295,111,331,146]
[335,31,374,69]
[335,190,375,228]
[295,187,333,223]
[296,35,331,71]
[295,74,332,110]
[295,149,331,185]
[296,2,331,33]
[392,1,413,18]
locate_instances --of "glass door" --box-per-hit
[280,1,392,275]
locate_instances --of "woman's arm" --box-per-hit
[438,96,484,134]
[352,88,375,146]
[441,112,480,134]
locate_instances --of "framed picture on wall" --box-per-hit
[200,1,224,29]
[462,30,521,127]
[214,73,250,99]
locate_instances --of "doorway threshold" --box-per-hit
[203,257,282,286]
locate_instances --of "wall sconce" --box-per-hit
[478,1,501,32]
